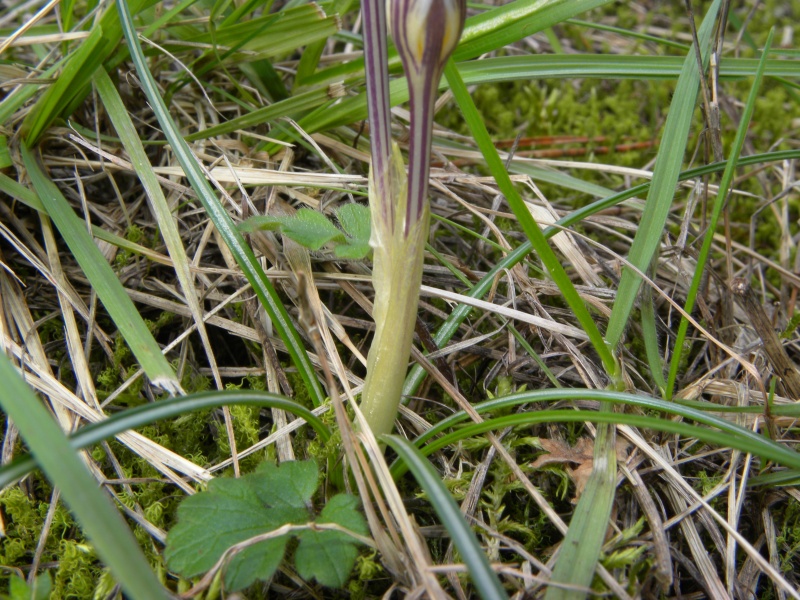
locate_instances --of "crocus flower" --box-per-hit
[390,0,466,234]
[358,0,465,438]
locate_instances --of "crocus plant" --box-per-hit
[358,0,466,438]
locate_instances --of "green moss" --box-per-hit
[51,540,99,599]
[0,487,103,598]
[775,498,800,574]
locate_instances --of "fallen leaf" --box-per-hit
[532,437,629,503]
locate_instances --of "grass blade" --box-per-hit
[666,29,777,397]
[383,435,509,600]
[454,0,614,61]
[545,419,615,600]
[389,395,800,479]
[443,58,617,377]
[401,149,800,397]
[20,144,182,392]
[270,52,797,150]
[184,84,340,141]
[20,0,154,144]
[115,0,326,406]
[0,390,332,490]
[605,0,721,347]
[93,68,219,379]
[20,27,104,144]
[0,354,167,599]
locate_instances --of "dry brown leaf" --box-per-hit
[532,437,629,503]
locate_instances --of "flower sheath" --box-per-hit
[358,0,465,438]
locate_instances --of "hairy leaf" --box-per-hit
[334,203,372,259]
[165,460,366,591]
[239,204,373,259]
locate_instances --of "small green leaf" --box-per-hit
[164,463,311,590]
[239,205,372,258]
[334,242,372,259]
[251,459,318,509]
[0,135,11,169]
[295,494,369,587]
[238,215,285,233]
[334,203,372,259]
[222,537,289,591]
[165,460,365,592]
[8,575,29,599]
[336,203,371,244]
[281,208,346,249]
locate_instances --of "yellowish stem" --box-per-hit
[359,144,429,438]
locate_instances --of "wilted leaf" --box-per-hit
[532,437,628,502]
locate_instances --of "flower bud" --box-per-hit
[389,0,466,79]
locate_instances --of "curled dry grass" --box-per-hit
[1,0,800,597]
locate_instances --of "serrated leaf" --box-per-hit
[166,460,366,591]
[164,462,315,591]
[281,208,346,250]
[294,494,368,587]
[222,537,289,592]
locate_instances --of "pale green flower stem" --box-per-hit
[359,206,429,438]
[358,0,464,439]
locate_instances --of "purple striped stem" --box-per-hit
[358,0,465,439]
[391,0,465,235]
[361,0,394,229]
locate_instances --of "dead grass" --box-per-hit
[2,0,800,598]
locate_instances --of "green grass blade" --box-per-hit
[383,435,510,600]
[605,0,721,348]
[0,354,168,599]
[453,54,800,86]
[20,27,104,144]
[20,144,182,392]
[454,0,614,62]
[403,409,800,475]
[565,18,691,51]
[303,0,615,88]
[666,29,776,397]
[141,0,200,37]
[606,0,720,347]
[0,61,61,127]
[545,420,615,600]
[443,58,617,377]
[386,390,800,478]
[93,68,222,389]
[115,0,326,406]
[184,84,338,141]
[0,172,194,263]
[20,0,156,144]
[640,277,667,391]
[273,52,797,150]
[401,150,800,398]
[0,391,331,490]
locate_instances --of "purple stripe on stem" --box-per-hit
[362,0,394,227]
[390,0,466,236]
